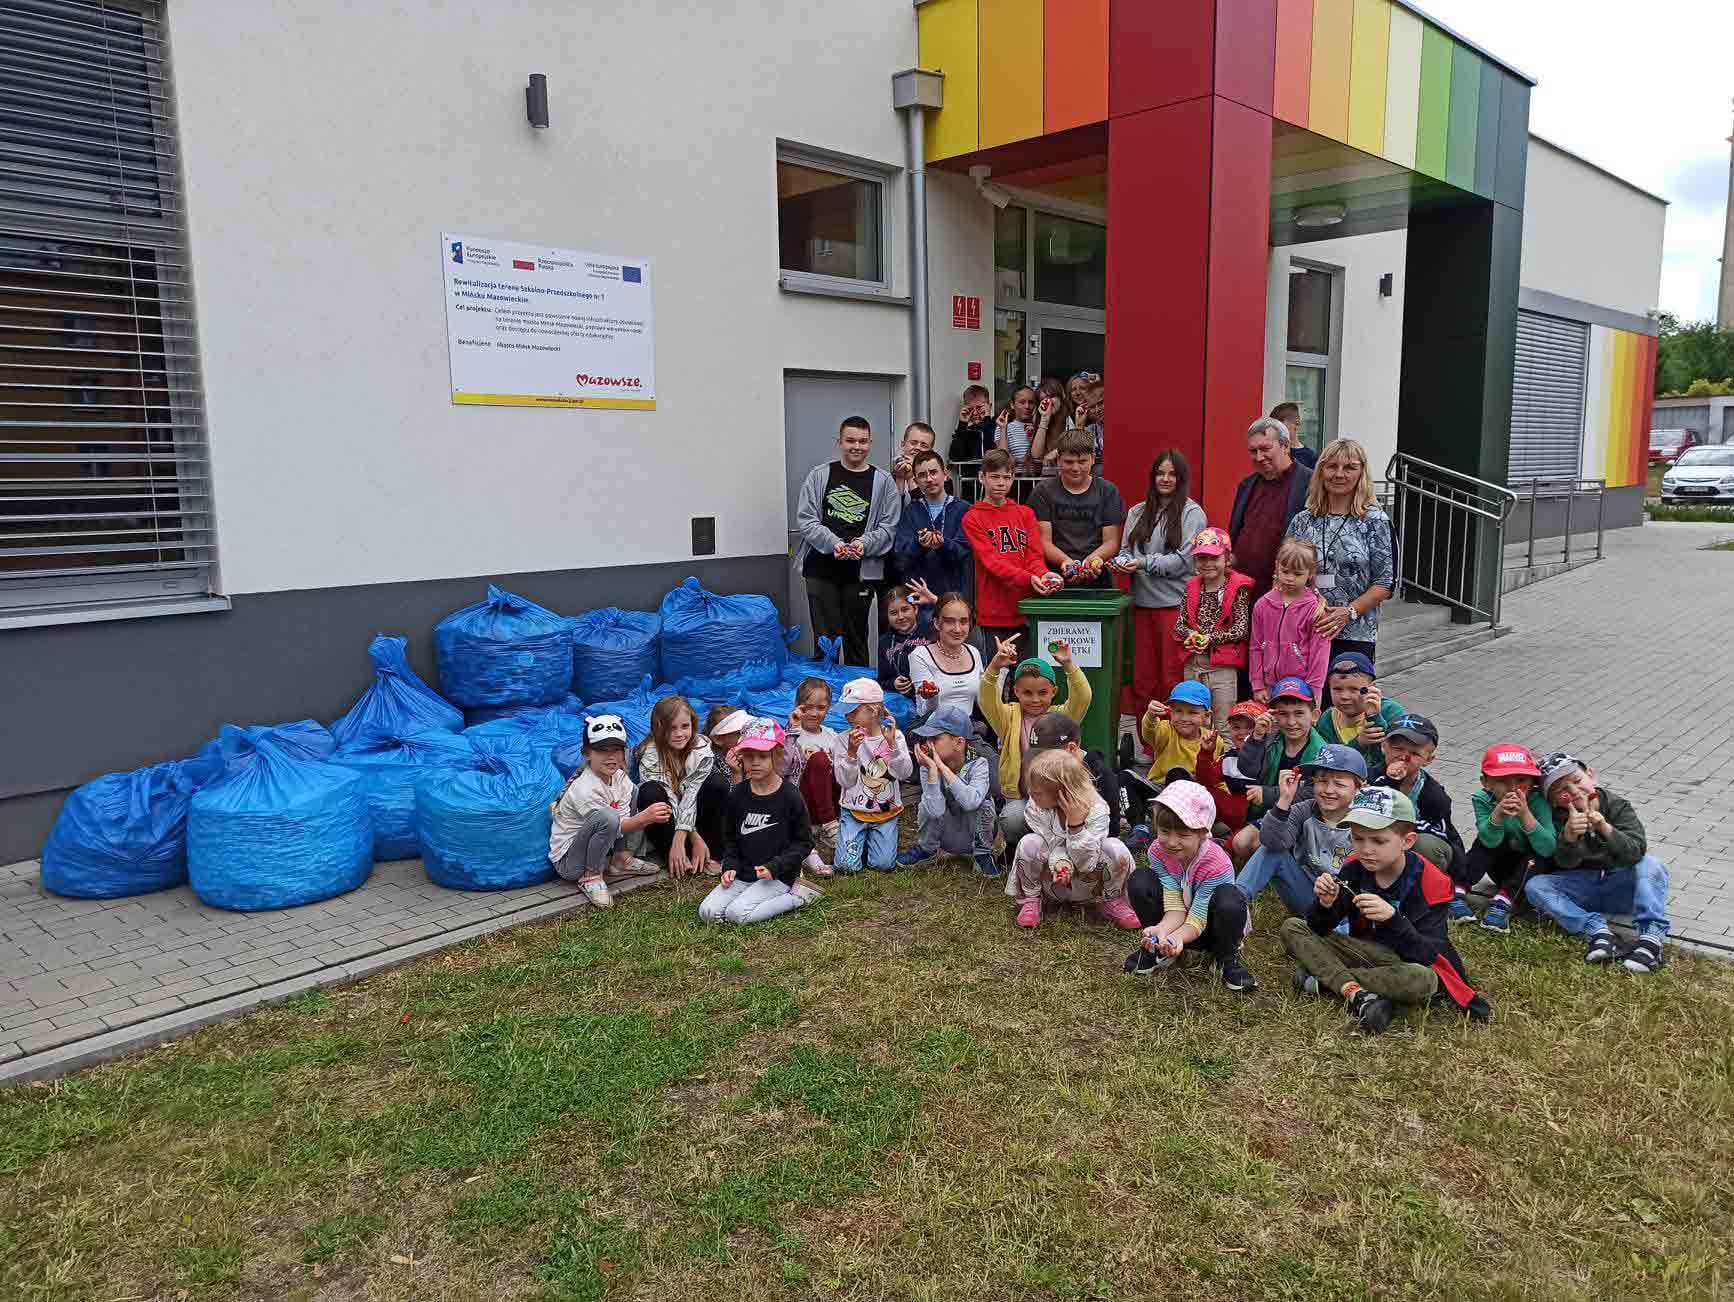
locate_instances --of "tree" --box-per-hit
[1654,313,1734,397]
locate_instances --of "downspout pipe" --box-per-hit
[892,69,944,426]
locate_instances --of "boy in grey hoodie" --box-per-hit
[1236,743,1367,915]
[794,417,904,666]
[897,707,998,878]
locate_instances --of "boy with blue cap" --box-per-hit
[1237,742,1366,915]
[897,706,998,877]
[1119,679,1227,846]
[1315,651,1405,760]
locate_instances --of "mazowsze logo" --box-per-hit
[575,374,643,388]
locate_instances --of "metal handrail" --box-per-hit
[1511,475,1608,568]
[1385,453,1518,627]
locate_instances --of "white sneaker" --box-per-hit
[607,855,661,879]
[579,876,613,909]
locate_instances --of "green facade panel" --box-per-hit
[1444,42,1482,192]
[1414,25,1453,180]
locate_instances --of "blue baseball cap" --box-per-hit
[1329,651,1376,679]
[1303,743,1368,782]
[911,706,972,739]
[1270,676,1315,703]
[1167,680,1213,709]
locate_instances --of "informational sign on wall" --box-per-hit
[1035,619,1102,668]
[951,294,981,329]
[440,233,655,410]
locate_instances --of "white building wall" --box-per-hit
[924,170,996,435]
[1263,231,1408,477]
[166,0,917,596]
[1520,137,1666,318]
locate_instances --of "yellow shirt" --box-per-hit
[976,663,1093,798]
[1140,716,1224,782]
[1327,708,1362,744]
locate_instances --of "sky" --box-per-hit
[1419,0,1733,322]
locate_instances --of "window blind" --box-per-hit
[0,0,216,619]
[1510,311,1589,484]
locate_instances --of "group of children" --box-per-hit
[537,385,1673,1033]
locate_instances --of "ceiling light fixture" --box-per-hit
[1294,202,1346,228]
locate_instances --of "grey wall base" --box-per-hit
[1,553,787,864]
[1507,484,1645,544]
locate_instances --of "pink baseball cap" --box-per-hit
[735,717,786,752]
[839,677,885,708]
[1154,779,1218,831]
[1190,526,1231,556]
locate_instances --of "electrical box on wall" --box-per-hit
[967,362,981,381]
[691,517,716,556]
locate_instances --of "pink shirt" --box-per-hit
[1249,587,1330,696]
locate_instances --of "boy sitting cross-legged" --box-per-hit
[1237,743,1366,915]
[1281,787,1492,1034]
[1526,752,1671,973]
[1227,676,1326,867]
[1462,743,1557,934]
[895,706,999,878]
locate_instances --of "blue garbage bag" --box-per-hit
[577,677,675,753]
[435,584,573,708]
[213,719,336,769]
[332,729,476,862]
[415,747,563,891]
[674,657,782,706]
[569,608,662,704]
[464,694,583,728]
[658,577,789,684]
[188,726,372,911]
[40,742,225,899]
[330,635,463,748]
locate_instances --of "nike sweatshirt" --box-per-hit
[720,778,813,886]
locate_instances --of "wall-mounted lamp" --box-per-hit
[525,74,550,129]
[968,164,1012,211]
[1379,272,1394,298]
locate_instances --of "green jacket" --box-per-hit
[1471,786,1558,858]
[1238,728,1326,809]
[1317,697,1406,756]
[1544,786,1646,872]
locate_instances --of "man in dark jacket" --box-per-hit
[1229,417,1313,598]
[1525,753,1670,974]
[1281,787,1490,1034]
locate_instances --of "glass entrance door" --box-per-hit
[1029,317,1104,389]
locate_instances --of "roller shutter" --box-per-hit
[1509,311,1588,483]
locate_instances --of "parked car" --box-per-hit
[1659,446,1734,503]
[1648,427,1695,466]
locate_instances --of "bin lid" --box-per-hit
[1017,590,1131,617]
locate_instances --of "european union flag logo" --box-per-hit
[621,265,641,283]
[450,241,463,264]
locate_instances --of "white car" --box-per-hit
[1660,446,1734,503]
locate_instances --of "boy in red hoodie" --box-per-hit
[964,448,1064,650]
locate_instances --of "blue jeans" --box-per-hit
[837,810,900,872]
[1236,848,1315,916]
[1524,858,1671,941]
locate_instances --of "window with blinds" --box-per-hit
[1510,311,1589,484]
[0,0,217,623]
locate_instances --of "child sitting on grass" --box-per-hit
[635,695,717,880]
[1281,787,1491,1034]
[1120,679,1226,847]
[1124,781,1256,993]
[1527,753,1670,973]
[978,635,1092,851]
[1250,538,1330,702]
[1315,652,1405,761]
[831,678,912,873]
[1172,527,1252,726]
[1009,748,1139,931]
[896,706,998,878]
[1238,743,1366,915]
[1463,743,1556,934]
[699,719,818,926]
[1228,677,1326,866]
[549,715,670,909]
[1367,714,1465,880]
[783,678,841,878]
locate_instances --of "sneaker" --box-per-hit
[803,851,834,878]
[1448,894,1476,925]
[1291,967,1321,998]
[972,849,1002,878]
[1480,898,1512,934]
[579,875,613,909]
[1622,937,1664,975]
[1015,896,1043,929]
[1216,951,1258,994]
[607,855,660,879]
[1126,823,1153,856]
[1584,930,1618,965]
[1465,993,1493,1023]
[1124,945,1175,974]
[895,846,933,869]
[1096,895,1141,930]
[1347,989,1393,1033]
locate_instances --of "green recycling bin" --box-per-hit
[1016,588,1131,762]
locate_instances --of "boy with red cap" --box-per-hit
[1462,743,1557,934]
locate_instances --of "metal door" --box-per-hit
[1028,315,1105,388]
[782,372,896,657]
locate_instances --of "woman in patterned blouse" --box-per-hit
[1283,438,1395,666]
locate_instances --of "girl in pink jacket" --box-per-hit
[1249,538,1330,702]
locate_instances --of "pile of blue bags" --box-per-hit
[38,575,817,910]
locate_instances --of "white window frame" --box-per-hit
[775,141,900,303]
[1284,259,1345,450]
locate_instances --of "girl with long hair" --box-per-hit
[635,695,720,878]
[1112,449,1208,716]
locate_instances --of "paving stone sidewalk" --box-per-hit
[3,520,1731,1083]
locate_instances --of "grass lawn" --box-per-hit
[3,869,1733,1301]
